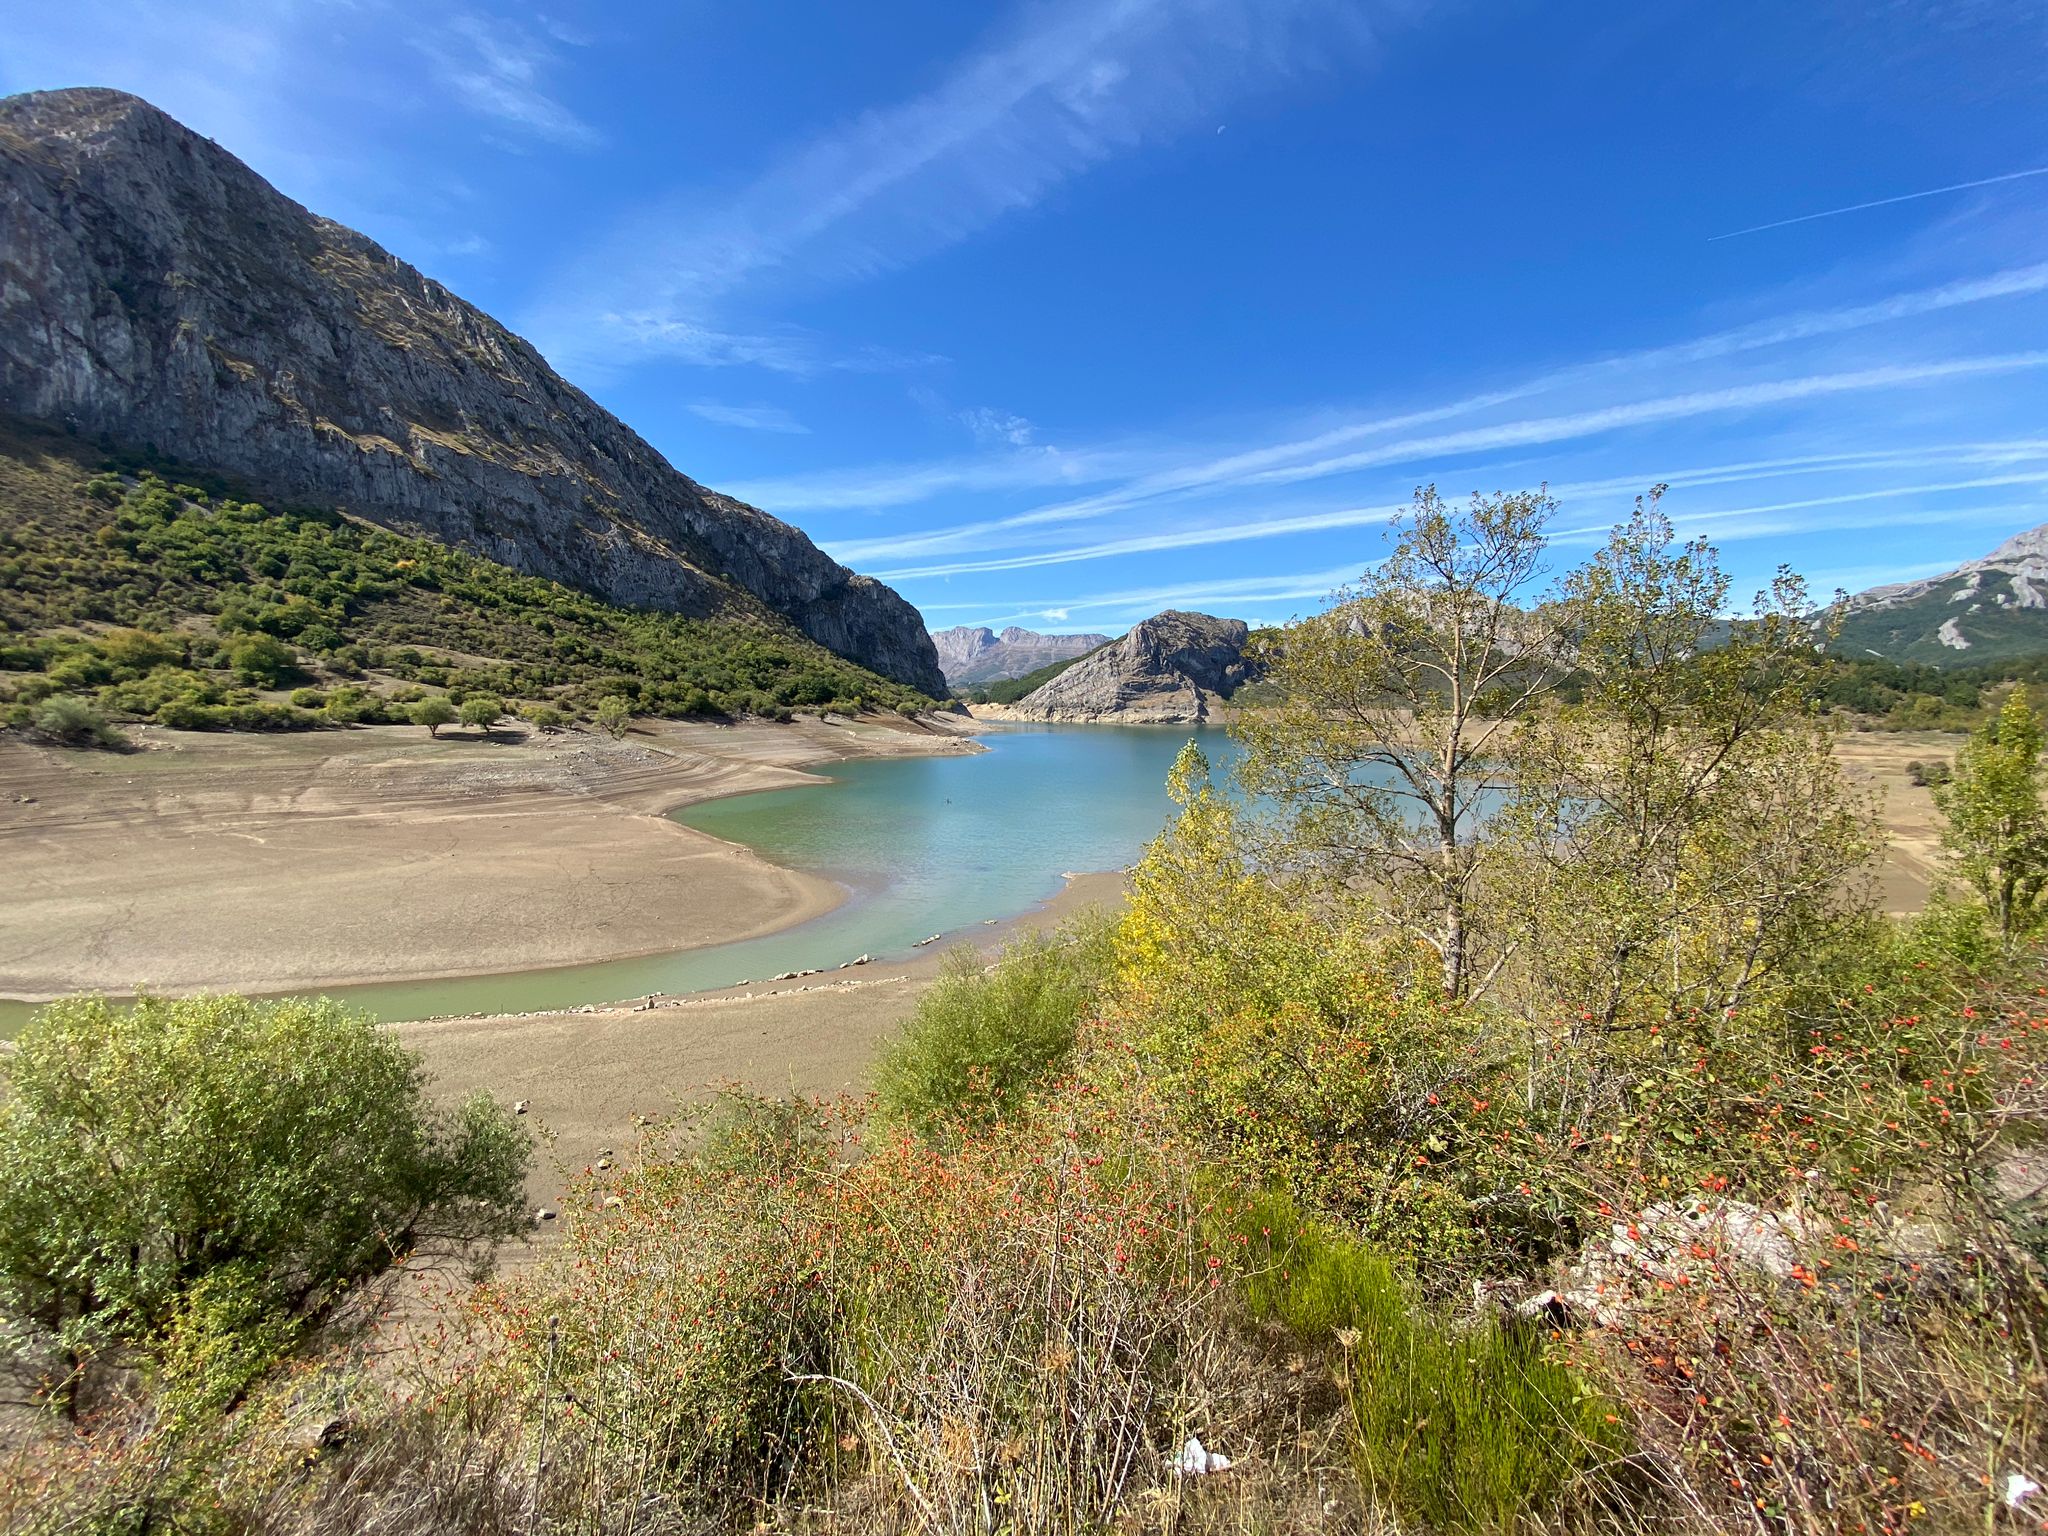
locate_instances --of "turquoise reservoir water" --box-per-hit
[0,725,1230,1029]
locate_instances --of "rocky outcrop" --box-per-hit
[0,88,944,695]
[1834,522,2048,667]
[1005,610,1254,722]
[929,625,1110,687]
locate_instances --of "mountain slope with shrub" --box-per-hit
[0,86,943,695]
[0,416,934,733]
[1835,522,2048,665]
[1003,609,1257,721]
[965,641,1111,704]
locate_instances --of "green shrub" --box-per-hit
[523,702,567,732]
[593,695,631,738]
[288,686,328,709]
[226,633,297,687]
[147,1263,303,1435]
[0,994,531,1396]
[872,917,1113,1139]
[25,695,126,749]
[1220,1190,1628,1535]
[320,684,388,724]
[98,627,182,675]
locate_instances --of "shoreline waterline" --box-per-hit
[0,721,1216,1031]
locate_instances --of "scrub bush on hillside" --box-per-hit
[0,440,933,731]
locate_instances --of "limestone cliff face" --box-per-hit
[0,88,944,695]
[929,625,1110,687]
[1006,610,1254,722]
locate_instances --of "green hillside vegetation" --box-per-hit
[1812,650,2048,730]
[1832,571,2048,667]
[7,487,2045,1535]
[0,417,933,738]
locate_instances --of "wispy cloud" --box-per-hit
[686,400,810,434]
[833,352,2048,565]
[530,0,1400,372]
[1710,166,2048,241]
[920,563,1369,629]
[913,495,2046,632]
[422,13,600,148]
[958,406,1037,447]
[860,467,2048,581]
[754,261,2048,518]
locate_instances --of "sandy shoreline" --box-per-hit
[401,870,1127,1211]
[0,713,981,1002]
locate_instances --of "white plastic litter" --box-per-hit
[2007,1472,2041,1509]
[1175,1436,1233,1477]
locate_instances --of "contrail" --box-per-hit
[1709,166,2048,241]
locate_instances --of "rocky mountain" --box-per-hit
[0,88,943,695]
[1835,523,2048,666]
[1002,610,1256,722]
[929,625,1111,687]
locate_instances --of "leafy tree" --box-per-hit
[412,695,457,737]
[594,695,632,739]
[1110,744,1503,1254]
[524,703,568,733]
[1934,687,2048,947]
[1496,495,1874,1039]
[225,633,297,687]
[458,694,505,734]
[1233,485,1569,999]
[0,994,530,1401]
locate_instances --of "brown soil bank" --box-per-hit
[0,714,977,1001]
[401,872,1126,1214]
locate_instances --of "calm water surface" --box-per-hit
[1,725,1233,1028]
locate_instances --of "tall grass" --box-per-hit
[1218,1189,1630,1534]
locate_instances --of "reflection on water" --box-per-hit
[0,725,1235,1028]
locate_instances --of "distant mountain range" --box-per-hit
[996,611,1257,723]
[1836,523,2048,666]
[929,625,1110,687]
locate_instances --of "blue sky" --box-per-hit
[7,1,2048,634]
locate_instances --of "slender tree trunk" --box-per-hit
[1439,809,1466,999]
[1441,898,1465,999]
